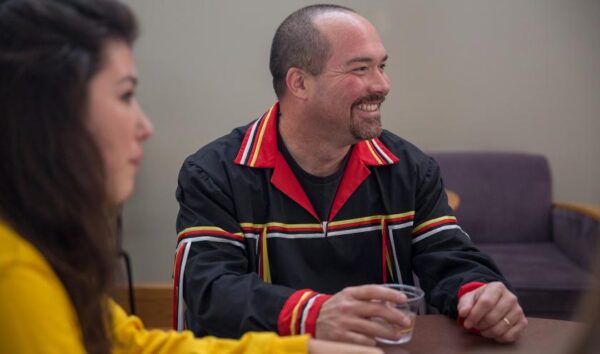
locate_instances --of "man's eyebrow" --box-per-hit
[345,54,388,66]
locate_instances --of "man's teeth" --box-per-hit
[357,103,379,112]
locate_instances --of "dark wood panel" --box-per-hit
[113,283,172,330]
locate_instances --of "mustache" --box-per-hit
[352,94,386,107]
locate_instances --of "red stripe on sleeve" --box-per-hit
[413,218,457,235]
[172,244,187,330]
[178,229,244,242]
[304,294,332,337]
[277,289,313,336]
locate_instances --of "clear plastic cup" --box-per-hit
[374,284,425,345]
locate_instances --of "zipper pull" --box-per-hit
[322,221,328,237]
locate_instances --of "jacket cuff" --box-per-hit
[457,281,486,334]
[457,281,487,300]
[277,289,331,337]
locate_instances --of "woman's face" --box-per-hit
[86,40,154,205]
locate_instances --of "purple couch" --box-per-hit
[430,151,600,319]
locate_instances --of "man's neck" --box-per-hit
[279,110,352,177]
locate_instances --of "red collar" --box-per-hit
[234,102,399,221]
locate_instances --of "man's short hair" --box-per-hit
[269,4,356,99]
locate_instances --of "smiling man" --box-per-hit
[175,4,527,346]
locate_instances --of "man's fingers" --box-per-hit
[315,285,420,345]
[495,316,528,343]
[339,314,407,342]
[497,306,527,343]
[479,308,527,343]
[337,329,378,347]
[463,282,503,328]
[316,286,412,344]
[353,301,412,328]
[473,288,519,331]
[457,289,477,319]
[347,284,407,304]
[457,282,527,342]
[459,282,527,343]
[316,311,378,346]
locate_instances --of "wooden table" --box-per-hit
[381,315,582,354]
[114,286,586,352]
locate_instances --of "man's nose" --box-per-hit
[369,68,391,96]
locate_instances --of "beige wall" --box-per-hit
[123,0,600,282]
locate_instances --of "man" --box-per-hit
[175,4,527,346]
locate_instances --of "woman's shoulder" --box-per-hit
[0,221,71,305]
[0,222,85,353]
[0,222,46,270]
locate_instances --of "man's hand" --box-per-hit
[315,284,412,346]
[457,281,528,343]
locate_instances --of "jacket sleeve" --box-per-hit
[410,157,510,319]
[175,160,327,338]
[110,300,308,354]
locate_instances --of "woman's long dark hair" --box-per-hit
[0,1,137,352]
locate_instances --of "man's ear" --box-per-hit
[285,67,311,100]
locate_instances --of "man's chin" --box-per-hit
[350,119,383,141]
[351,126,383,141]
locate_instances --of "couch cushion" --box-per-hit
[431,152,552,244]
[479,242,592,319]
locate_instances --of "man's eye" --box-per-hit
[353,66,368,73]
[379,63,387,71]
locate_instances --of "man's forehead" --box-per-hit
[313,11,387,64]
[315,12,382,44]
[313,10,374,35]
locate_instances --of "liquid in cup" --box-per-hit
[374,284,425,345]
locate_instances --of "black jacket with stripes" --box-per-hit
[174,102,507,338]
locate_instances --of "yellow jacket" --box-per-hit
[0,222,308,353]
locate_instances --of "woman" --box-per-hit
[0,1,382,353]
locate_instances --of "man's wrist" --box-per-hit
[277,289,332,336]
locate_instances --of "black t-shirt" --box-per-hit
[278,135,350,221]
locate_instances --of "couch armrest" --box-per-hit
[553,202,600,270]
[554,202,600,221]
